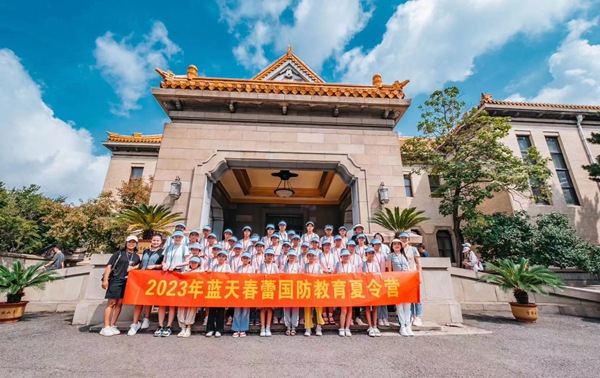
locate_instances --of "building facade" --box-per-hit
[102,52,600,261]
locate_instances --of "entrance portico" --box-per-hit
[149,47,411,235]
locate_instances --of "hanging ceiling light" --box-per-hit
[272,170,298,198]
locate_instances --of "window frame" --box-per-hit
[516,135,550,205]
[545,136,580,206]
[403,174,413,197]
[130,166,144,181]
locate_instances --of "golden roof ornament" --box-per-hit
[372,74,382,88]
[187,65,198,79]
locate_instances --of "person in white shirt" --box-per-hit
[462,243,484,272]
[259,249,278,337]
[198,225,212,252]
[302,221,318,244]
[277,220,289,242]
[270,234,283,257]
[371,238,390,327]
[226,243,245,326]
[348,241,366,326]
[363,247,381,337]
[232,252,254,338]
[222,229,233,252]
[205,250,231,338]
[240,226,253,251]
[163,223,189,251]
[319,240,338,325]
[303,250,324,337]
[262,224,275,247]
[338,226,349,248]
[177,256,204,338]
[320,225,335,246]
[332,235,344,259]
[290,234,302,254]
[282,250,301,336]
[335,249,355,337]
[226,236,238,257]
[155,231,190,337]
[310,237,321,255]
[398,232,423,327]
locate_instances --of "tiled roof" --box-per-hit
[252,46,325,83]
[106,132,162,144]
[479,93,600,111]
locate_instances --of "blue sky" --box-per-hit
[0,0,599,200]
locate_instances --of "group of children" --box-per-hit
[117,220,422,338]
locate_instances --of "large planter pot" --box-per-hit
[509,302,538,323]
[0,301,28,323]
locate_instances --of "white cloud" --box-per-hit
[94,21,181,116]
[509,18,600,105]
[219,0,373,72]
[338,0,587,94]
[0,49,110,201]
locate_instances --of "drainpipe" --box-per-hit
[576,114,595,165]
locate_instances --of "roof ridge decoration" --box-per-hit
[479,93,600,111]
[106,132,162,143]
[155,63,409,100]
[252,46,324,83]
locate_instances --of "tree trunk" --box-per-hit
[452,215,464,265]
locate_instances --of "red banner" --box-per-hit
[123,270,420,307]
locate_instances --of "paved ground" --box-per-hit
[0,311,598,378]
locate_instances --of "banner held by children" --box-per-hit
[123,271,420,307]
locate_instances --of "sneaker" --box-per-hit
[374,327,381,337]
[233,332,240,338]
[338,328,345,337]
[100,327,113,337]
[240,331,247,337]
[406,325,415,337]
[215,331,222,338]
[345,328,352,337]
[203,317,208,326]
[141,318,150,329]
[304,329,311,337]
[226,317,233,326]
[355,317,366,326]
[154,327,163,337]
[266,328,272,337]
[205,331,214,337]
[161,327,172,337]
[110,326,121,335]
[178,328,186,337]
[315,325,323,336]
[383,319,390,327]
[400,326,409,337]
[378,319,384,327]
[184,327,192,338]
[368,327,374,337]
[412,316,423,327]
[260,328,266,337]
[127,322,141,336]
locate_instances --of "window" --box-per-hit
[130,167,144,180]
[545,137,579,205]
[436,230,454,263]
[404,174,413,197]
[516,135,550,205]
[428,175,441,197]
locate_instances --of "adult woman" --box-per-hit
[462,243,483,272]
[100,235,141,336]
[386,238,414,337]
[154,230,190,337]
[128,234,164,336]
[398,232,423,327]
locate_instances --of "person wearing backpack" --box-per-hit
[100,235,141,337]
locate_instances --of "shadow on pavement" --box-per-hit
[462,312,526,326]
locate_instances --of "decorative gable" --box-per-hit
[252,46,325,83]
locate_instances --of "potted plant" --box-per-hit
[480,258,564,322]
[0,261,62,323]
[114,204,184,250]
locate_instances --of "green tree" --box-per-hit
[402,87,552,261]
[464,211,600,273]
[0,184,58,253]
[369,207,429,237]
[116,176,153,207]
[583,132,600,181]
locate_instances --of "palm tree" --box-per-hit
[114,204,185,240]
[369,206,430,237]
[480,258,564,304]
[0,261,62,303]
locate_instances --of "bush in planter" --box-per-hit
[0,261,62,303]
[480,258,564,305]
